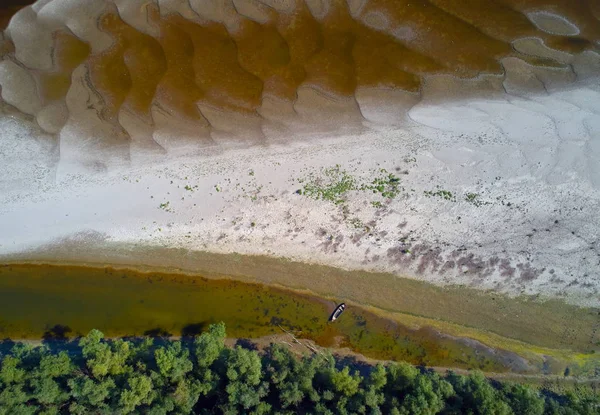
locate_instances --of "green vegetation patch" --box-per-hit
[424,187,456,202]
[0,324,598,414]
[158,201,173,213]
[295,165,402,207]
[296,164,358,205]
[359,169,403,199]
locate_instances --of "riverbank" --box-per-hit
[9,331,600,391]
[1,261,597,377]
[3,323,598,414]
[4,249,599,353]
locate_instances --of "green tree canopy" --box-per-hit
[0,324,596,414]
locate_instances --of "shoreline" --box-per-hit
[1,258,598,378]
[2,252,598,356]
[7,333,600,389]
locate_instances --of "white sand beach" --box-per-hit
[1,77,599,307]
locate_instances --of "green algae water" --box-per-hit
[0,263,526,372]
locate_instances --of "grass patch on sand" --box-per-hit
[295,165,402,206]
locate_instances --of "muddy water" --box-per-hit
[0,263,525,372]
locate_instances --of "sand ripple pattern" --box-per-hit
[0,0,599,167]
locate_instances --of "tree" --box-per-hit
[561,386,600,415]
[79,330,132,378]
[310,353,363,414]
[38,351,73,378]
[0,384,33,415]
[381,361,420,411]
[194,322,226,368]
[386,361,419,394]
[67,375,116,412]
[192,322,227,400]
[395,373,453,415]
[155,341,193,382]
[330,366,361,397]
[0,356,25,385]
[0,324,596,414]
[447,371,512,415]
[359,363,387,414]
[171,378,204,413]
[30,377,69,406]
[221,346,269,413]
[118,374,154,413]
[501,383,544,415]
[263,343,319,410]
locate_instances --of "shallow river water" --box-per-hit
[0,263,526,372]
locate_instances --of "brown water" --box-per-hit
[0,263,536,373]
[0,1,598,146]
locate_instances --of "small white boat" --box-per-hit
[329,303,346,321]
